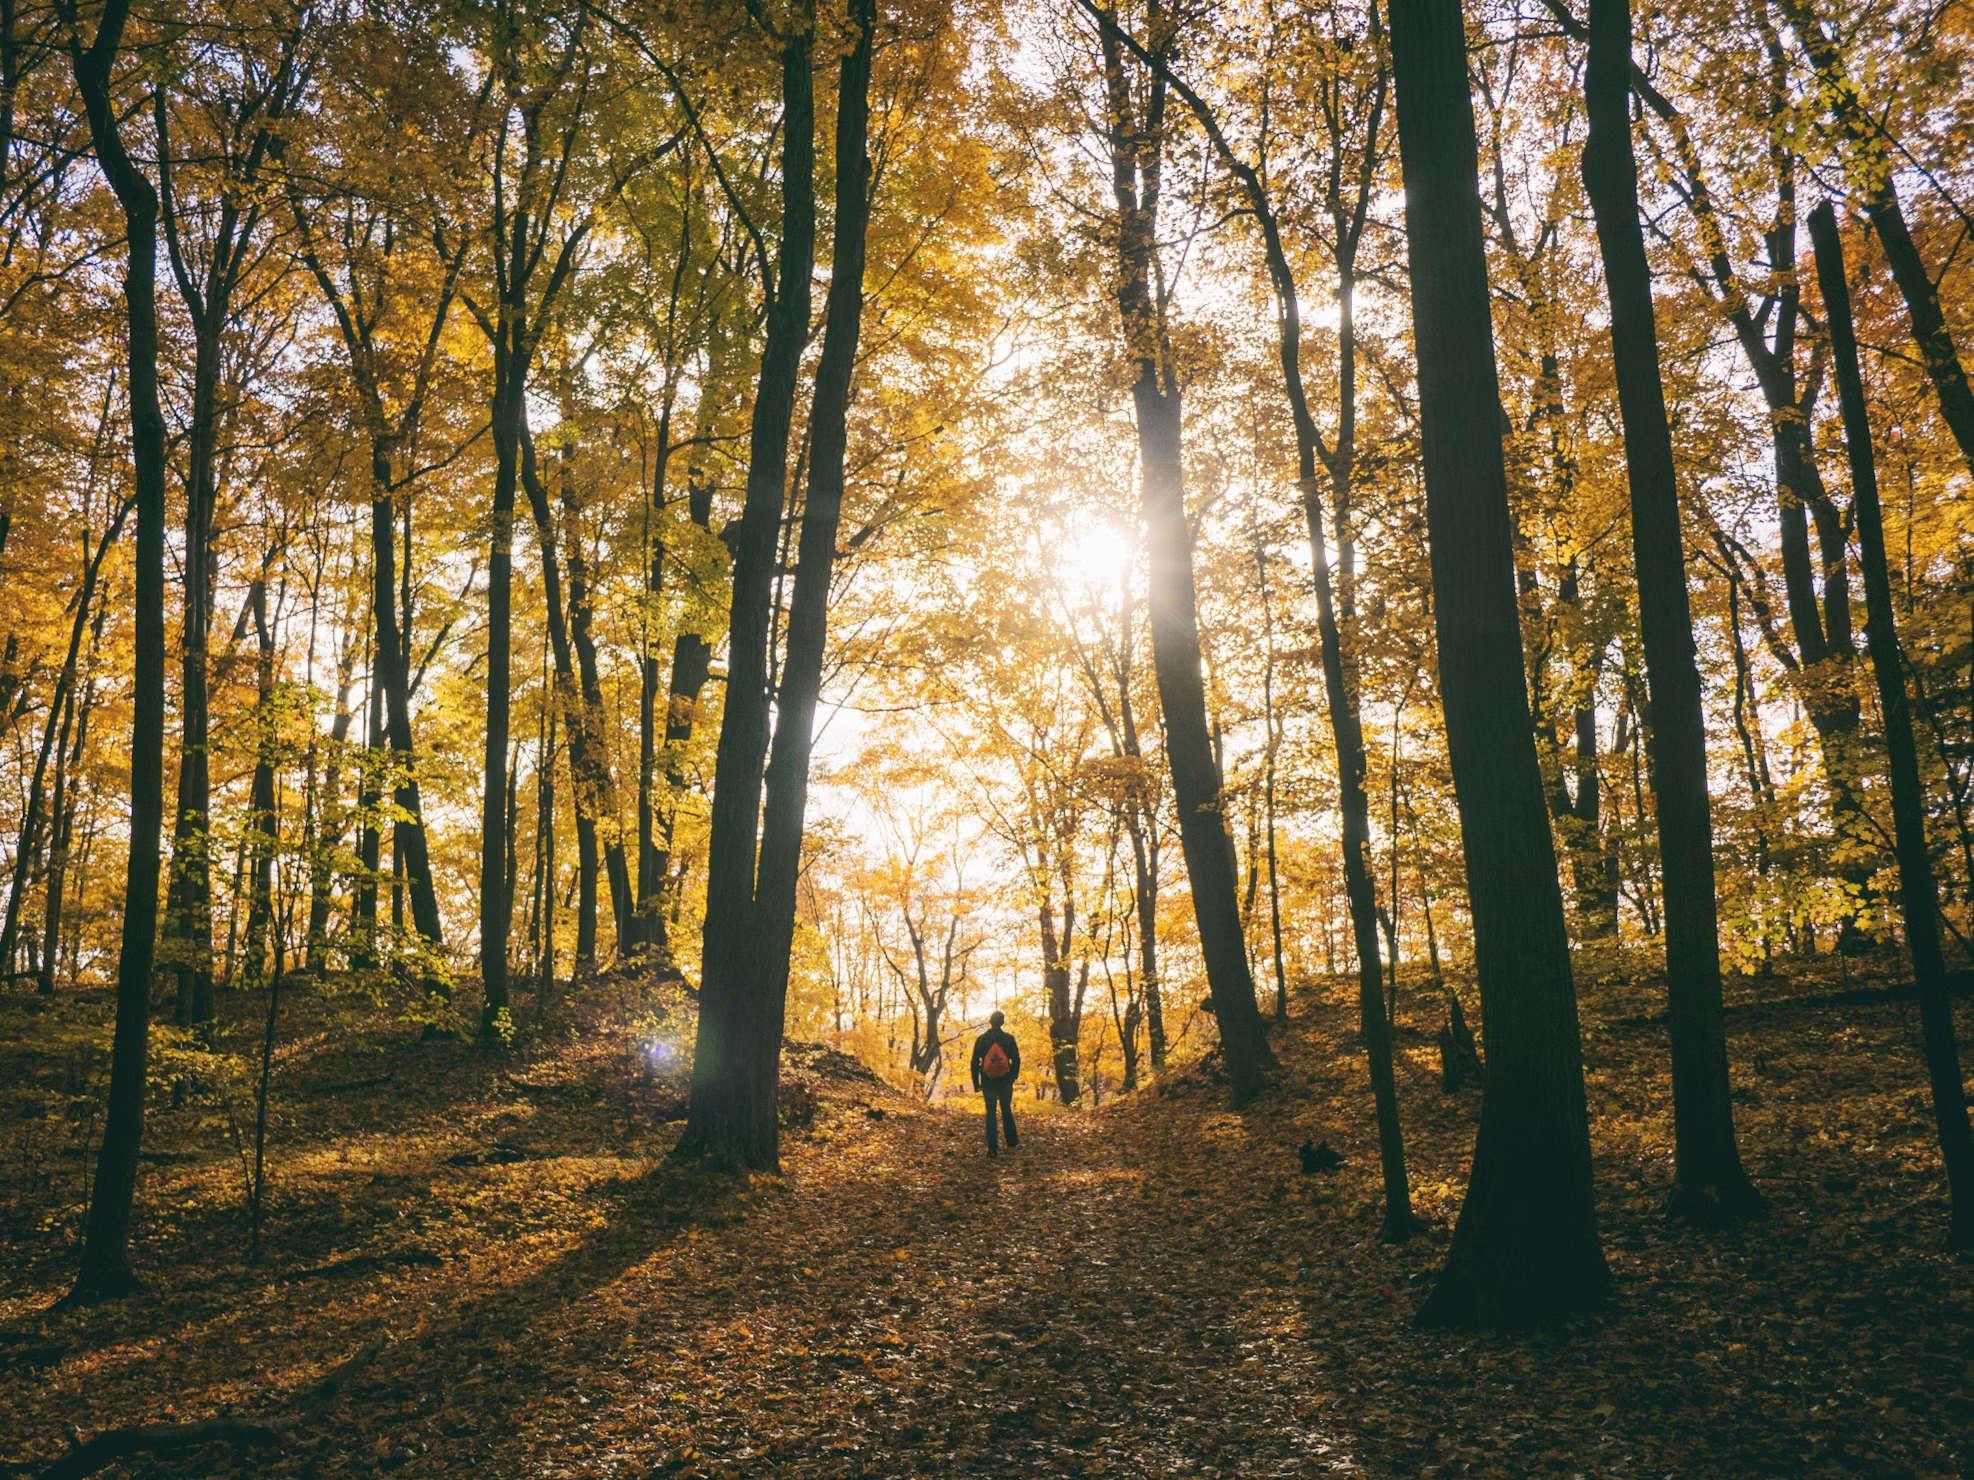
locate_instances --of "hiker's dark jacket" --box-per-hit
[970,1027,1021,1090]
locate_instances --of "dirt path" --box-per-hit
[397,1097,1354,1478]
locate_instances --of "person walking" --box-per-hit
[971,1010,1021,1155]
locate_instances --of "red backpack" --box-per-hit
[982,1040,1012,1080]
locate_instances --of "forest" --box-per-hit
[0,0,1972,1470]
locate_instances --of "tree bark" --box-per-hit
[680,16,820,1170]
[1389,0,1608,1325]
[1581,0,1761,1219]
[1809,200,1974,1247]
[369,482,445,956]
[721,0,876,1164]
[306,635,357,970]
[68,0,168,1302]
[1042,899,1082,1105]
[1095,0,1407,1210]
[353,625,383,967]
[0,501,125,974]
[240,578,279,986]
[556,411,633,958]
[39,643,98,996]
[153,58,292,1024]
[481,344,522,1030]
[1098,2,1272,1102]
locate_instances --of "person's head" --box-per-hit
[989,1010,1005,1029]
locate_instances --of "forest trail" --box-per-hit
[458,1097,1358,1478]
[5,953,1974,1477]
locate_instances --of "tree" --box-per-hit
[1784,0,1974,481]
[60,0,168,1302]
[1089,0,1273,1104]
[154,19,304,1026]
[1809,199,1974,1248]
[685,0,875,1168]
[1579,0,1760,1219]
[1387,0,1608,1324]
[1088,0,1414,1233]
[282,18,473,980]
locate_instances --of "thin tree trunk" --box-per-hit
[1810,200,1974,1247]
[38,669,88,996]
[1258,536,1286,1020]
[240,578,279,987]
[556,410,633,960]
[70,0,168,1301]
[153,70,291,1025]
[643,441,720,971]
[1581,0,1761,1219]
[371,484,445,960]
[1094,0,1401,1201]
[1098,2,1272,1102]
[1043,897,1082,1105]
[353,621,383,968]
[515,425,608,974]
[160,297,219,1026]
[307,634,358,970]
[1390,0,1608,1324]
[482,354,521,1030]
[634,396,675,954]
[0,507,123,976]
[1130,813,1165,1068]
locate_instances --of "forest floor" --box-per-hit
[2,946,1973,1477]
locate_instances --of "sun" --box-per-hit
[1061,520,1131,592]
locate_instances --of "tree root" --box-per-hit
[23,1333,389,1480]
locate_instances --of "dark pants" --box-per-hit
[983,1079,1018,1152]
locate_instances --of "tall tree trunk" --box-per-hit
[1257,537,1286,1020]
[515,425,613,973]
[481,353,522,1031]
[1581,0,1762,1219]
[69,0,167,1301]
[1134,374,1273,1099]
[1042,897,1082,1105]
[353,621,383,968]
[717,0,876,1165]
[681,18,819,1170]
[1112,575,1163,1066]
[1572,13,1869,903]
[1569,633,1616,937]
[634,401,674,954]
[1810,201,1974,1247]
[1096,2,1407,1209]
[556,411,634,959]
[1128,811,1164,1068]
[1098,3,1272,1102]
[533,678,559,1009]
[162,323,215,1024]
[1389,0,1608,1325]
[40,650,97,996]
[370,479,444,960]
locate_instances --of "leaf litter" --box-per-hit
[0,944,1971,1477]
